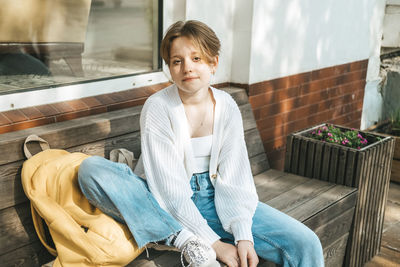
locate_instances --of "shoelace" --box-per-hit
[180,240,210,267]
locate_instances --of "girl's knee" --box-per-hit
[78,156,105,189]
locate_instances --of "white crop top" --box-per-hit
[191,135,212,173]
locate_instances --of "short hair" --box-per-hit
[160,20,221,65]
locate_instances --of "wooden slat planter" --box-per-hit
[284,123,395,267]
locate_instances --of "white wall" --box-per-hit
[361,0,387,129]
[248,0,375,84]
[168,0,379,85]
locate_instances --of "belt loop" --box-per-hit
[195,175,201,191]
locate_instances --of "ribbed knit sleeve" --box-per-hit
[214,96,259,244]
[139,96,220,246]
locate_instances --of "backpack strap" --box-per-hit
[23,135,57,256]
[110,148,137,170]
[23,134,50,159]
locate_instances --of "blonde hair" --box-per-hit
[160,20,221,65]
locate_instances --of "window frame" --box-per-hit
[0,0,166,112]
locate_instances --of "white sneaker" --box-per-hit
[180,237,220,267]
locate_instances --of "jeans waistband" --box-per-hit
[190,171,214,192]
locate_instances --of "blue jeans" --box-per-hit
[78,156,324,267]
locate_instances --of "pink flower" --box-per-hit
[357,133,363,138]
[328,133,333,137]
[357,146,361,150]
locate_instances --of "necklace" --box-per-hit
[185,93,211,134]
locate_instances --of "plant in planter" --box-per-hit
[284,123,395,267]
[306,124,377,150]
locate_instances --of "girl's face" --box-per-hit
[169,36,218,96]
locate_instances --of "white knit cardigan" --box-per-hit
[134,84,259,245]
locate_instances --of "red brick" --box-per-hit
[35,104,59,117]
[0,117,55,134]
[51,102,74,114]
[88,106,107,116]
[95,94,115,105]
[2,110,28,123]
[0,113,11,126]
[19,107,44,120]
[349,60,369,72]
[249,86,301,109]
[56,110,91,122]
[81,97,103,108]
[65,99,89,111]
[249,73,310,96]
[107,98,147,112]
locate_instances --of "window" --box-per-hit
[0,0,162,95]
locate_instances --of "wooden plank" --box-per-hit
[127,250,181,267]
[245,128,267,158]
[358,146,376,266]
[369,140,387,259]
[394,136,400,160]
[328,146,339,183]
[305,141,315,178]
[313,142,324,179]
[376,139,396,257]
[284,135,293,172]
[348,150,368,267]
[256,173,309,203]
[290,137,300,174]
[391,158,400,183]
[0,202,38,256]
[222,87,249,106]
[0,240,53,267]
[364,246,400,267]
[253,169,287,186]
[239,103,257,131]
[324,233,349,267]
[0,105,143,166]
[336,148,347,185]
[314,207,355,248]
[265,179,335,213]
[0,162,27,210]
[249,153,270,176]
[303,190,357,231]
[380,222,400,256]
[344,150,357,187]
[288,185,356,223]
[320,145,331,181]
[297,138,308,176]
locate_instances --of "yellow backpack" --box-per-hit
[21,136,143,266]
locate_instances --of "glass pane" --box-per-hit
[0,0,160,94]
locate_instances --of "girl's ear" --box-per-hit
[211,56,219,74]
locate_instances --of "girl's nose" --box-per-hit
[183,60,193,73]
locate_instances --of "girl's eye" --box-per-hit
[193,57,201,62]
[172,59,181,65]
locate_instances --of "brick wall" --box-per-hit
[248,59,368,170]
[0,82,171,134]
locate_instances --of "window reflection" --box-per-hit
[0,0,160,94]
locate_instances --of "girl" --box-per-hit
[78,20,324,267]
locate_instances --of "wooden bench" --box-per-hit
[0,87,357,267]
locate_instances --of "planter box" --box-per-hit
[366,121,400,183]
[284,123,395,267]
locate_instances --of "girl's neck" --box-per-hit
[178,87,211,106]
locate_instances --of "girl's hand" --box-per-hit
[212,240,240,267]
[237,240,259,267]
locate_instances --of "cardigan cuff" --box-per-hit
[196,225,221,246]
[231,220,254,245]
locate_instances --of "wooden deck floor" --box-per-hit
[364,182,400,267]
